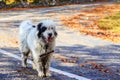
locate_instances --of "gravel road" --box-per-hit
[0,2,120,80]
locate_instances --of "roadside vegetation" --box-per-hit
[0,0,116,9]
[61,4,120,43]
[98,11,120,33]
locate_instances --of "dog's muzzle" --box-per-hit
[42,36,54,43]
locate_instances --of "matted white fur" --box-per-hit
[19,20,57,77]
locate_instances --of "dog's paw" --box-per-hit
[38,72,44,78]
[46,72,51,77]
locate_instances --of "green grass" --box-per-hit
[98,11,120,33]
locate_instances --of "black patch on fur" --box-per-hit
[37,23,43,38]
[41,27,47,32]
[37,23,43,30]
[37,23,47,38]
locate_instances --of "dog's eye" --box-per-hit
[42,27,47,32]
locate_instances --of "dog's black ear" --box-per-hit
[37,23,42,30]
[37,23,43,38]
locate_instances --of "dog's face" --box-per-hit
[37,20,57,43]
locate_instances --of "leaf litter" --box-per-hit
[61,4,120,44]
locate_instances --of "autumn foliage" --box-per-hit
[61,4,120,43]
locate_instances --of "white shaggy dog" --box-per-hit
[19,20,57,77]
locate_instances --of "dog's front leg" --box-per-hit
[45,53,53,77]
[45,61,51,77]
[33,55,44,77]
[37,62,44,77]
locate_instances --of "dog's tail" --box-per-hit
[19,20,33,35]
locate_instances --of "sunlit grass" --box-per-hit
[98,11,120,33]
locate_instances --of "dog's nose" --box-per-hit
[48,33,52,37]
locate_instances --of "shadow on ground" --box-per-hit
[1,44,120,80]
[56,44,120,67]
[0,47,76,80]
